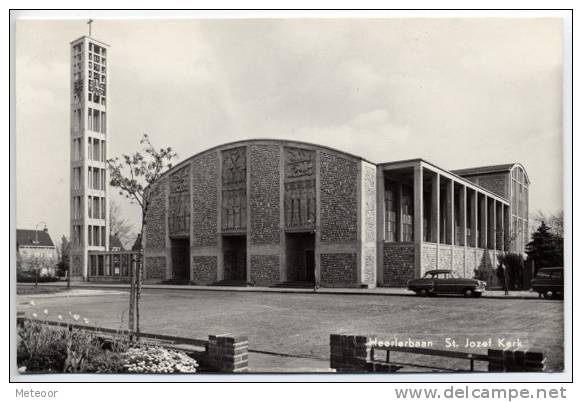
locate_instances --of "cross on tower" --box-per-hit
[87,19,94,36]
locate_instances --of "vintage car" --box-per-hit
[407,270,486,297]
[531,267,563,299]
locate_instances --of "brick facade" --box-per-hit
[422,243,437,271]
[191,256,217,284]
[471,173,508,198]
[249,145,280,245]
[320,253,357,286]
[191,152,219,247]
[250,255,280,284]
[320,153,358,242]
[452,246,465,277]
[145,179,167,249]
[145,256,166,280]
[383,244,415,287]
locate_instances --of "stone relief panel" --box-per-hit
[222,147,247,232]
[284,147,316,229]
[169,166,190,235]
[364,165,376,242]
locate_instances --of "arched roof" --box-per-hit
[156,138,374,183]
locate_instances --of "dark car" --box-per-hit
[407,270,486,297]
[531,267,563,299]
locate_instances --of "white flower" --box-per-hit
[29,300,35,306]
[57,315,63,320]
[43,309,49,315]
[83,318,90,324]
[73,314,80,321]
[18,366,27,373]
[31,313,37,318]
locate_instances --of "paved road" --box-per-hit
[16,287,564,373]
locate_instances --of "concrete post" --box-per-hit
[376,169,385,286]
[413,165,423,277]
[431,173,440,244]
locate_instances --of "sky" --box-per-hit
[14,17,564,244]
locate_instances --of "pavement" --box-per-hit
[17,281,540,299]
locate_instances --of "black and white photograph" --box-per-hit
[9,9,571,385]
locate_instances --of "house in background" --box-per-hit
[16,229,58,277]
[109,234,124,252]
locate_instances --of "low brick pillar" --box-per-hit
[206,334,249,373]
[330,334,373,372]
[488,349,545,372]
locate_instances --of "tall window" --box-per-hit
[88,225,93,246]
[88,167,93,189]
[402,188,414,242]
[88,108,93,131]
[385,186,396,242]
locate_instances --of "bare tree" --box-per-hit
[109,199,134,249]
[532,210,564,236]
[108,134,177,336]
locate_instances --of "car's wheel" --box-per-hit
[464,289,475,298]
[473,292,482,298]
[544,290,554,299]
[419,289,429,297]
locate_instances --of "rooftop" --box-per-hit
[16,229,55,248]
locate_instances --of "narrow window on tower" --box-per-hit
[88,225,93,246]
[93,109,100,133]
[101,197,106,220]
[101,169,106,190]
[88,167,93,189]
[87,137,93,160]
[88,108,93,131]
[101,226,106,248]
[101,112,106,134]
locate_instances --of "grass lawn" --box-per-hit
[17,285,69,296]
[16,289,564,372]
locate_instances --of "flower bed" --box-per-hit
[17,302,198,374]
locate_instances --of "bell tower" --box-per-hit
[69,32,110,280]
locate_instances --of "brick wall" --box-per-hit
[422,243,437,271]
[320,253,357,287]
[383,244,415,287]
[191,152,219,247]
[145,256,166,280]
[205,334,249,373]
[453,246,465,277]
[439,246,452,270]
[191,256,217,284]
[466,248,476,275]
[320,153,358,242]
[250,255,280,285]
[473,173,508,198]
[249,145,280,245]
[145,179,167,249]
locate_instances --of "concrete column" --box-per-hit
[396,182,403,242]
[480,195,488,249]
[501,204,506,252]
[460,186,467,247]
[376,169,385,286]
[431,173,440,243]
[471,190,478,248]
[413,165,423,278]
[446,179,454,245]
